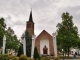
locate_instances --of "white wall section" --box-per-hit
[40,39,50,55]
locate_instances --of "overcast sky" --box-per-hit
[0,0,80,39]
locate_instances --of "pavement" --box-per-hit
[60,55,80,60]
[50,55,80,60]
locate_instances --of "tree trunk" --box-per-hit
[64,49,66,57]
[68,46,69,57]
[65,52,66,57]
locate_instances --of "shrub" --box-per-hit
[33,47,40,60]
[54,57,59,60]
[0,54,9,60]
[41,57,50,60]
[11,57,16,60]
[16,57,19,60]
[19,54,27,60]
[17,44,23,57]
[11,57,19,60]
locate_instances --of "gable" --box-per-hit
[36,30,52,40]
[35,30,54,55]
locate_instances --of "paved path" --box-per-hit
[50,55,80,60]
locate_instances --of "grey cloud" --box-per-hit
[57,6,80,23]
[6,15,12,20]
[56,6,80,33]
[13,20,26,26]
[1,0,80,38]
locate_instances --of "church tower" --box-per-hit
[26,10,34,35]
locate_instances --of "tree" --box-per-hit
[25,30,32,57]
[56,12,79,57]
[0,17,19,52]
[0,18,6,48]
[34,47,40,60]
[0,18,6,29]
[5,27,19,51]
[24,30,32,57]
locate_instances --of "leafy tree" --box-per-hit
[24,30,32,57]
[34,47,40,60]
[0,17,19,52]
[0,25,4,48]
[0,18,6,29]
[56,12,79,57]
[5,27,19,51]
[21,30,32,57]
[0,18,6,48]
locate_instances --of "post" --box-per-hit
[2,35,6,54]
[31,35,36,59]
[23,37,26,55]
[52,32,57,57]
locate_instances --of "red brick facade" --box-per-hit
[35,30,54,55]
[26,21,34,35]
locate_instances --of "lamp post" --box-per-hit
[52,32,57,57]
[31,35,36,59]
[2,35,6,54]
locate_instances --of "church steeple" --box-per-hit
[29,10,33,22]
[26,10,34,36]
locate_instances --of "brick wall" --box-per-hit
[35,30,54,55]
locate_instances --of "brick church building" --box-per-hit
[26,10,54,55]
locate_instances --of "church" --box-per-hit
[26,10,54,56]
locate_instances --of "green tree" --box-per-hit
[56,12,79,57]
[5,27,19,51]
[24,30,32,57]
[34,47,40,60]
[0,18,6,29]
[21,30,32,57]
[0,18,6,48]
[0,17,19,52]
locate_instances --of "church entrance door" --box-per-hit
[43,45,48,55]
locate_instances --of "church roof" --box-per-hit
[28,10,33,22]
[36,30,52,39]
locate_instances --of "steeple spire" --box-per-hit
[29,9,33,22]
